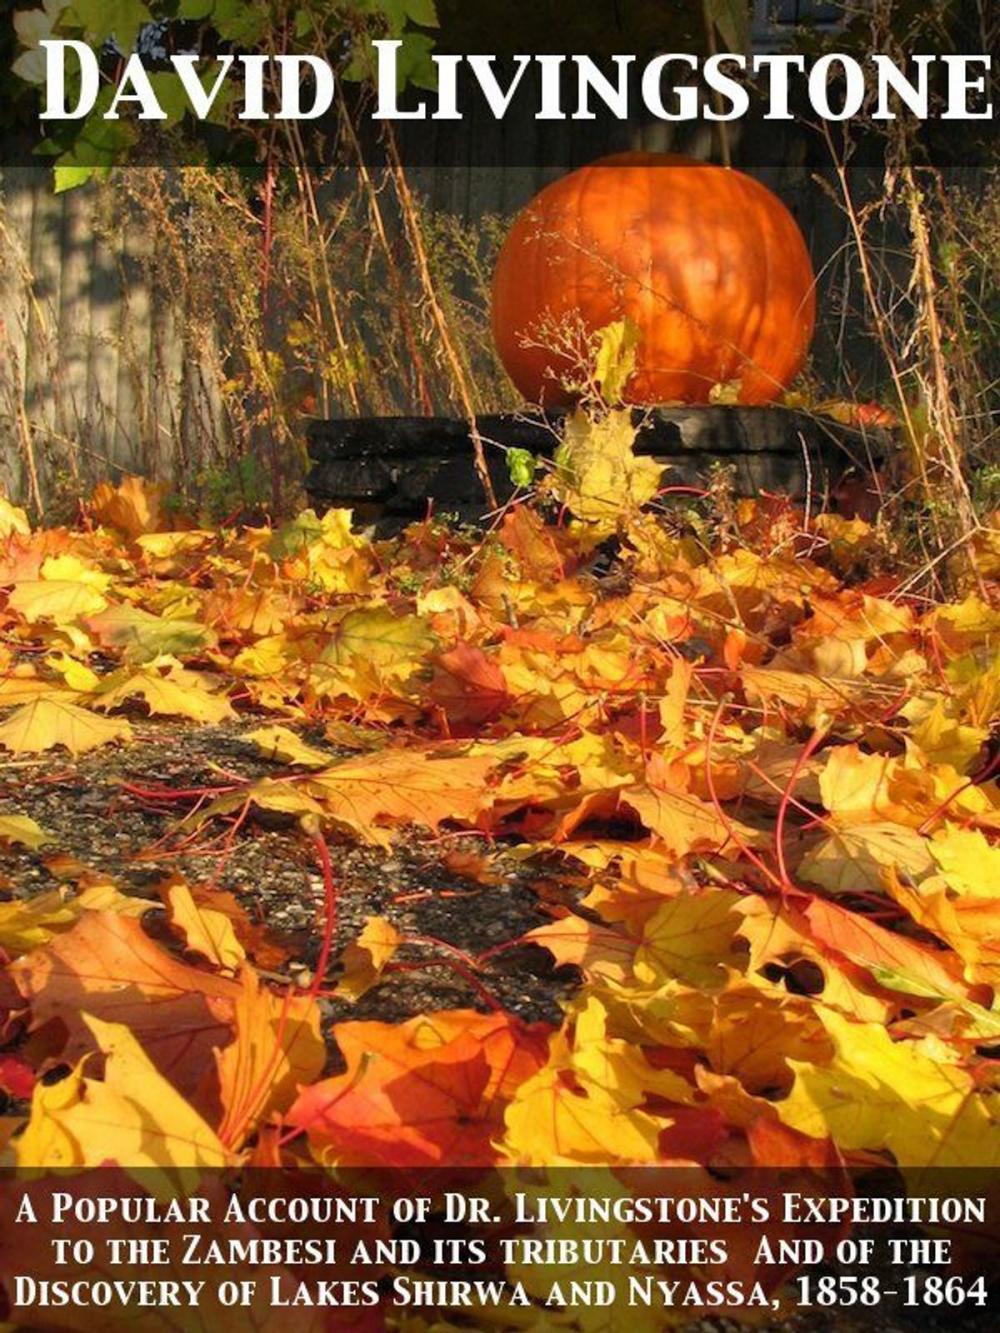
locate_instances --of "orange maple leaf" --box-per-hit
[10,913,240,1103]
[286,1010,550,1167]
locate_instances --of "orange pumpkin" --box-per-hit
[491,153,816,407]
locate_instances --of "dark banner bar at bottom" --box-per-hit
[0,1168,995,1330]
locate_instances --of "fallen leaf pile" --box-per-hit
[1,476,999,1309]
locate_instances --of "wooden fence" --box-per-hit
[0,112,866,511]
[0,165,254,511]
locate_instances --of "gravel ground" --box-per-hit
[0,720,575,1031]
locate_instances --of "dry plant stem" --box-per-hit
[824,132,933,526]
[261,147,283,514]
[284,127,365,415]
[3,146,513,509]
[899,164,980,547]
[704,697,785,894]
[383,132,498,508]
[0,215,47,514]
[11,348,43,516]
[330,90,433,414]
[774,726,827,889]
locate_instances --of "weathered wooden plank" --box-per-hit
[25,179,66,504]
[54,185,92,486]
[0,169,38,499]
[306,407,887,527]
[114,203,155,476]
[88,191,124,476]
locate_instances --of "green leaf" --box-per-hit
[148,72,192,122]
[12,2,70,85]
[359,0,440,34]
[57,112,135,166]
[12,49,49,85]
[402,0,439,28]
[209,0,270,43]
[54,163,102,192]
[392,31,438,92]
[70,0,152,49]
[507,448,538,490]
[14,3,67,47]
[174,0,267,40]
[703,0,750,53]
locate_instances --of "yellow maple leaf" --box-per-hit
[200,778,326,828]
[884,870,1000,989]
[623,783,746,858]
[216,969,325,1147]
[0,495,30,538]
[592,317,640,404]
[14,1016,230,1169]
[95,661,233,724]
[658,658,694,752]
[231,633,294,678]
[741,665,859,722]
[553,409,661,535]
[40,554,113,592]
[819,744,993,828]
[570,995,693,1109]
[273,509,372,593]
[798,822,934,896]
[924,595,1000,645]
[8,580,108,624]
[83,604,215,664]
[634,889,746,988]
[577,843,689,930]
[904,695,989,775]
[204,745,498,849]
[0,698,131,756]
[164,880,245,972]
[245,724,333,769]
[779,1008,1000,1168]
[0,882,150,956]
[301,745,497,847]
[0,667,69,709]
[811,635,869,680]
[704,981,831,1097]
[90,475,165,539]
[730,895,891,1023]
[524,916,637,985]
[322,606,436,677]
[0,889,81,956]
[136,530,213,561]
[501,1052,664,1168]
[336,916,403,1001]
[929,826,1000,897]
[494,650,592,731]
[44,652,101,694]
[499,999,688,1168]
[0,813,52,850]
